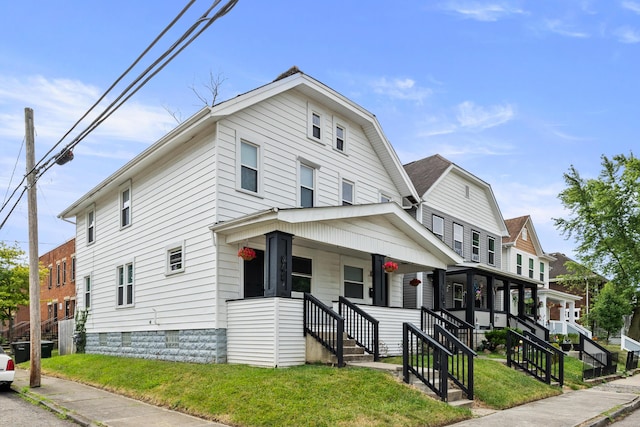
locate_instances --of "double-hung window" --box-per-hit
[56,263,61,286]
[516,254,522,275]
[344,265,364,299]
[62,260,67,284]
[86,209,95,244]
[300,164,315,208]
[471,231,480,262]
[120,186,131,228]
[84,275,91,309]
[487,237,495,266]
[342,179,354,205]
[453,223,463,256]
[48,266,53,289]
[167,242,185,274]
[335,124,345,151]
[307,103,324,142]
[528,258,534,279]
[540,262,545,282]
[117,262,134,307]
[292,256,312,293]
[71,256,76,282]
[240,141,259,193]
[432,215,444,240]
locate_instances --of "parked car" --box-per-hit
[0,347,15,390]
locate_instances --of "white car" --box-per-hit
[0,348,15,390]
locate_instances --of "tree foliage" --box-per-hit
[0,242,30,322]
[587,282,630,342]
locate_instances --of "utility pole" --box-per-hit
[25,107,41,388]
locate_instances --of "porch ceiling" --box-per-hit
[211,203,463,271]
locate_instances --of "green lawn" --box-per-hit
[35,354,470,427]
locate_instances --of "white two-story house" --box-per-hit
[59,68,461,366]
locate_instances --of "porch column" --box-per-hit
[517,284,525,318]
[264,231,293,297]
[503,280,511,318]
[416,272,424,309]
[487,276,495,326]
[569,301,576,323]
[531,285,538,322]
[466,271,474,325]
[432,268,445,311]
[371,254,387,307]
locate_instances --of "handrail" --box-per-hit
[440,308,475,330]
[434,323,476,399]
[422,307,473,349]
[523,331,564,386]
[626,350,640,371]
[338,297,379,361]
[304,293,345,367]
[507,329,554,384]
[403,322,452,401]
[580,334,615,379]
[509,313,550,341]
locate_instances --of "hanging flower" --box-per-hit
[409,278,421,287]
[238,247,256,261]
[473,282,483,300]
[383,261,398,273]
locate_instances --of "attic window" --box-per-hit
[465,185,470,198]
[522,227,528,241]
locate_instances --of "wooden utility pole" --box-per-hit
[25,107,41,387]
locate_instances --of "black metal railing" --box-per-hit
[524,331,564,386]
[508,313,550,341]
[338,297,379,361]
[434,323,476,400]
[507,329,553,384]
[625,350,640,371]
[304,293,345,367]
[403,322,452,401]
[580,334,616,379]
[439,308,475,349]
[422,307,473,350]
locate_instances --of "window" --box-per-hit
[166,330,179,348]
[84,276,91,309]
[167,244,184,274]
[465,185,470,198]
[292,256,312,293]
[71,256,76,282]
[240,141,258,192]
[344,266,364,299]
[516,254,522,275]
[540,262,545,282]
[120,186,131,228]
[487,237,495,266]
[117,262,134,307]
[472,231,480,262]
[56,263,61,286]
[300,164,315,208]
[48,266,52,289]
[433,215,444,240]
[529,258,534,279]
[522,227,528,241]
[62,260,67,284]
[86,209,95,244]
[65,300,71,318]
[342,179,354,205]
[122,332,132,347]
[335,123,345,152]
[453,223,463,256]
[312,113,321,139]
[380,194,391,203]
[453,283,464,309]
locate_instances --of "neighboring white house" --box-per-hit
[403,155,541,329]
[59,68,461,367]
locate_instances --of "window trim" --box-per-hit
[333,116,348,153]
[84,274,92,310]
[453,223,464,257]
[528,258,534,279]
[62,259,67,285]
[48,265,53,289]
[116,261,135,308]
[298,161,317,208]
[292,256,312,294]
[471,230,480,262]
[487,237,496,266]
[166,241,185,275]
[380,193,392,203]
[540,261,545,282]
[236,132,264,197]
[56,262,61,287]
[119,181,132,229]
[343,265,365,300]
[432,215,444,240]
[516,254,522,275]
[86,207,95,245]
[307,103,325,144]
[341,178,354,206]
[70,255,76,282]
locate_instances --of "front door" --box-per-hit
[243,249,264,298]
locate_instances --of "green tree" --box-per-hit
[587,282,630,343]
[554,153,640,339]
[0,242,30,342]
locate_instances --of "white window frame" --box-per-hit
[540,261,545,282]
[471,230,480,262]
[236,133,263,196]
[166,241,185,275]
[120,181,132,229]
[516,254,523,275]
[307,103,324,143]
[528,258,534,279]
[84,274,92,310]
[432,215,444,240]
[86,208,95,245]
[522,227,528,241]
[380,193,392,203]
[333,116,348,153]
[116,261,134,308]
[341,178,354,206]
[453,223,463,257]
[298,160,318,208]
[487,237,495,266]
[341,256,370,304]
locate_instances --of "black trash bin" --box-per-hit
[11,341,29,364]
[41,341,54,358]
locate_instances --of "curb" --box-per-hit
[12,385,99,427]
[584,395,640,427]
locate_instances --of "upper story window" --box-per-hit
[300,164,315,208]
[380,193,391,203]
[240,141,259,193]
[292,256,312,293]
[335,124,345,151]
[342,179,354,206]
[307,103,324,142]
[62,260,67,284]
[433,215,444,241]
[540,262,545,282]
[528,258,534,279]
[453,223,463,257]
[56,263,61,287]
[516,254,522,275]
[312,113,321,139]
[117,262,134,307]
[487,237,495,266]
[48,266,53,289]
[167,242,185,275]
[71,256,76,282]
[522,227,528,241]
[120,186,131,228]
[86,209,95,245]
[471,231,480,262]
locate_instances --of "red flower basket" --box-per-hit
[409,278,421,286]
[238,247,256,261]
[383,261,398,273]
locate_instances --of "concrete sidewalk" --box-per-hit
[12,369,229,427]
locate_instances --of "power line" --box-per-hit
[2,136,25,205]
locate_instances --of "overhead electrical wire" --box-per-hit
[0,0,239,230]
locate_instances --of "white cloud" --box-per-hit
[614,26,640,43]
[621,0,640,14]
[543,19,590,38]
[456,101,515,130]
[370,77,432,104]
[441,1,526,22]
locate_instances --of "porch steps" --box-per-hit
[347,361,473,408]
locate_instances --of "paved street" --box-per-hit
[0,389,76,426]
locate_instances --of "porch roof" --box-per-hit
[538,288,582,302]
[448,262,545,288]
[210,203,463,272]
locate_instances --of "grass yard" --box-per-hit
[35,354,471,427]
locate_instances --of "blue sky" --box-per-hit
[1,1,638,261]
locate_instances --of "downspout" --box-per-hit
[212,123,222,362]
